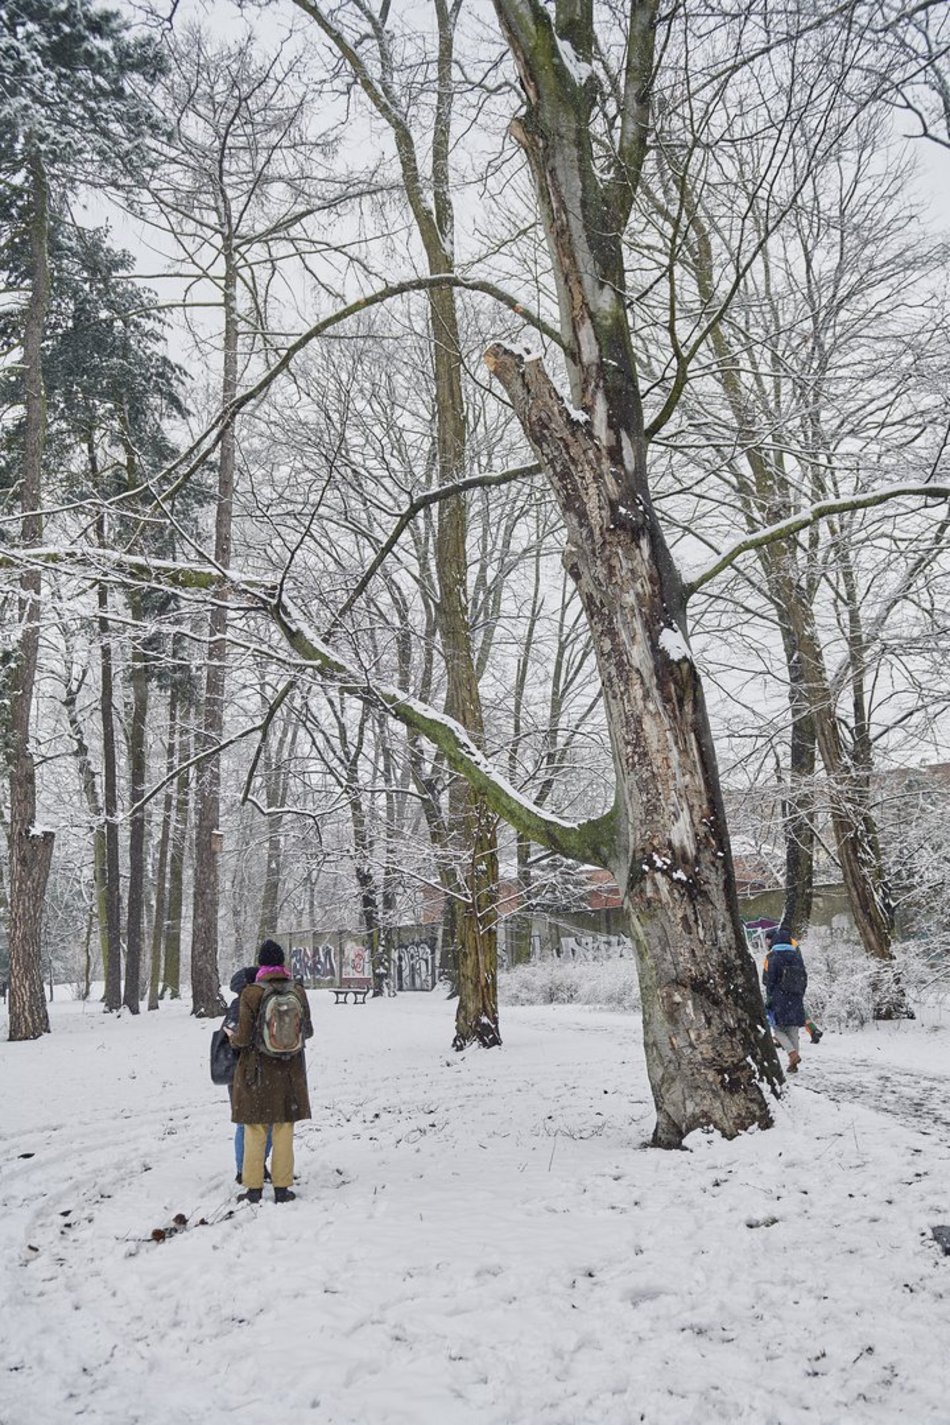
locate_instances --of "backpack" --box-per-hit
[210,1026,238,1085]
[254,982,305,1059]
[779,952,807,998]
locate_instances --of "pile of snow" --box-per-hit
[2,992,950,1423]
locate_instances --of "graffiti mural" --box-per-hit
[557,933,631,962]
[290,942,337,984]
[394,939,436,991]
[341,939,369,981]
[313,943,337,981]
[279,927,438,991]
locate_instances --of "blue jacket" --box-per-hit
[223,966,257,1034]
[763,943,807,1027]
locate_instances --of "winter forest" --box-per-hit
[3,0,950,1421]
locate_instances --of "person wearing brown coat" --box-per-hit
[230,939,313,1203]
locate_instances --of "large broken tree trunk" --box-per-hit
[487,351,778,1143]
[486,0,779,1142]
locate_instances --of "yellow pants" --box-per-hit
[242,1121,294,1190]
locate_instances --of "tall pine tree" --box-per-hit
[0,0,161,1037]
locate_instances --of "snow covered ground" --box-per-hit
[2,990,950,1425]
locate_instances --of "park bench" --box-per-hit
[330,981,372,1005]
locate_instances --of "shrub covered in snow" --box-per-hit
[795,929,938,1029]
[499,957,641,1012]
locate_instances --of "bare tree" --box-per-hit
[291,0,507,1047]
[652,110,948,1003]
[137,26,339,1014]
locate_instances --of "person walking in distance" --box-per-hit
[763,926,809,1074]
[761,936,823,1044]
[231,939,313,1203]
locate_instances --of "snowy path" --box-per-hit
[808,1056,950,1138]
[2,995,950,1425]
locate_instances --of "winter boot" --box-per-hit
[274,1187,297,1204]
[238,1187,263,1204]
[787,1050,801,1074]
[808,1025,823,1044]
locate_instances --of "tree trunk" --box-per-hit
[482,0,781,1141]
[7,146,54,1041]
[123,590,148,1013]
[256,816,282,944]
[62,661,110,986]
[450,798,501,1049]
[430,279,500,1050]
[148,678,180,1010]
[785,606,910,1017]
[97,570,123,1012]
[781,666,816,936]
[256,698,297,944]
[162,713,191,1000]
[189,245,239,1018]
[486,349,779,1143]
[83,897,94,999]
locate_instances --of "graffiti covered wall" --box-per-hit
[393,937,437,991]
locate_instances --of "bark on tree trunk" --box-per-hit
[6,145,54,1041]
[148,680,177,1011]
[450,798,501,1050]
[162,714,191,1000]
[429,285,501,1051]
[8,806,54,1039]
[781,670,816,937]
[62,664,110,987]
[256,700,297,944]
[97,572,123,1012]
[124,591,148,1013]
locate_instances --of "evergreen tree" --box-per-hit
[0,0,162,1038]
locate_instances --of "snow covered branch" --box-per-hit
[684,483,950,598]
